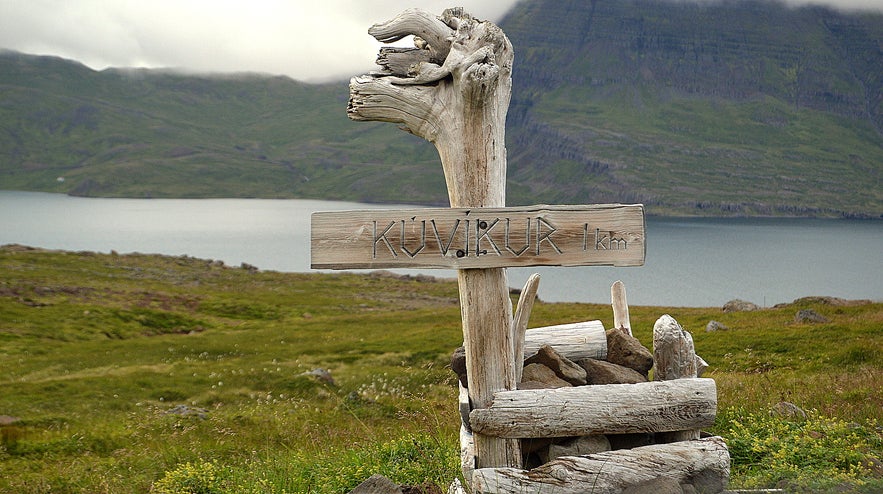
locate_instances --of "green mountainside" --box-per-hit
[0,0,881,217]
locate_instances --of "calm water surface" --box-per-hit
[1,190,880,307]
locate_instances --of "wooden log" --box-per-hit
[653,314,702,442]
[349,8,521,469]
[610,280,632,336]
[523,321,607,361]
[460,423,475,484]
[471,436,731,494]
[512,274,541,383]
[469,378,717,438]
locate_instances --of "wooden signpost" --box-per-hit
[311,7,729,492]
[311,204,645,270]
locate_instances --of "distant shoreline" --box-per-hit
[3,189,881,220]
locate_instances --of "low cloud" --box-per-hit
[0,1,518,82]
[0,0,877,82]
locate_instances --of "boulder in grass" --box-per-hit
[705,320,729,332]
[795,309,829,324]
[348,474,402,494]
[722,299,758,312]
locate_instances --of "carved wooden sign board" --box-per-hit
[311,204,645,270]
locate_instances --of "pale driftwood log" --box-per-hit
[522,321,607,361]
[469,378,717,438]
[513,274,540,383]
[610,280,632,336]
[460,423,475,484]
[471,437,731,494]
[653,314,702,442]
[458,383,477,482]
[349,7,520,469]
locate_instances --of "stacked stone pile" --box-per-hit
[451,325,702,469]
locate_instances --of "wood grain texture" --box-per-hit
[653,314,702,442]
[311,204,646,269]
[513,274,541,383]
[469,378,717,438]
[348,7,522,469]
[471,436,731,494]
[522,321,607,361]
[610,280,632,336]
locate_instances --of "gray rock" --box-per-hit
[348,474,402,494]
[164,405,208,420]
[770,401,807,419]
[301,368,336,385]
[706,320,729,332]
[605,329,654,377]
[524,345,587,385]
[521,363,572,388]
[722,299,758,312]
[579,358,647,384]
[544,435,611,463]
[794,309,829,324]
[517,380,552,390]
[451,346,467,387]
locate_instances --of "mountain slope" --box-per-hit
[500,0,883,217]
[0,51,446,203]
[0,0,881,217]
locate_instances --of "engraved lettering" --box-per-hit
[505,218,531,256]
[595,228,608,250]
[536,217,563,255]
[476,218,502,256]
[594,228,628,251]
[373,221,397,258]
[431,219,462,256]
[400,219,426,258]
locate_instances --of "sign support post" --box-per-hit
[313,8,646,473]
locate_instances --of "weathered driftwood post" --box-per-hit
[314,8,647,483]
[347,7,520,468]
[315,8,728,482]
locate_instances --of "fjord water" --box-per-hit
[2,190,880,307]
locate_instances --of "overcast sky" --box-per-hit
[1,0,880,83]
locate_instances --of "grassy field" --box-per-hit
[0,246,880,493]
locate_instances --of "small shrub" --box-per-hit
[719,407,883,491]
[152,459,227,494]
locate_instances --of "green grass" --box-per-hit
[1,246,881,492]
[3,42,882,217]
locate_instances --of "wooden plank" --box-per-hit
[311,204,645,270]
[472,437,730,494]
[469,378,717,438]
